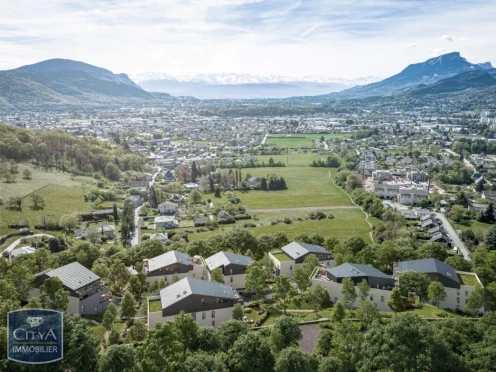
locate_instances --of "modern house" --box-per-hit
[31,262,111,315]
[205,251,253,289]
[397,258,484,312]
[148,277,241,329]
[154,216,179,229]
[163,169,175,182]
[269,241,334,278]
[73,225,115,240]
[143,250,206,283]
[311,263,395,311]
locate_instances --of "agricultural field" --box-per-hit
[265,133,353,148]
[0,183,89,234]
[0,163,93,199]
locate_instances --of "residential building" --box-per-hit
[269,241,334,278]
[398,189,429,205]
[205,251,253,289]
[154,216,179,229]
[143,250,206,283]
[407,170,429,183]
[74,225,115,239]
[372,170,393,182]
[148,277,241,329]
[481,190,496,202]
[125,195,144,207]
[31,262,111,315]
[373,184,400,199]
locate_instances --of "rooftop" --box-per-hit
[205,251,253,271]
[397,258,459,285]
[457,273,481,287]
[281,241,331,260]
[40,261,101,291]
[328,263,393,280]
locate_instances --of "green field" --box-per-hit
[186,208,371,242]
[0,183,89,234]
[0,164,93,200]
[265,133,352,148]
[450,219,492,234]
[234,154,352,209]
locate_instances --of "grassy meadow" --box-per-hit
[265,133,353,148]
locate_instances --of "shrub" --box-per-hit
[284,217,292,224]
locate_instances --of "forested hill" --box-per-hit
[0,124,144,177]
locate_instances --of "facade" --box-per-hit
[205,251,253,289]
[407,170,429,183]
[148,277,240,329]
[143,250,206,283]
[398,189,429,205]
[154,216,179,229]
[269,241,334,278]
[31,262,111,315]
[74,225,115,239]
[372,170,393,182]
[373,184,400,199]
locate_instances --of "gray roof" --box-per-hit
[148,250,193,272]
[282,241,331,260]
[44,262,100,291]
[397,258,460,285]
[328,263,393,280]
[205,251,253,271]
[160,277,236,309]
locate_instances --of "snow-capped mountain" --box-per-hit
[129,72,382,99]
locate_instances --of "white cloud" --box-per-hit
[405,43,416,48]
[460,37,469,41]
[301,23,320,37]
[440,34,453,42]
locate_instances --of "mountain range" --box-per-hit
[0,52,495,110]
[131,72,381,99]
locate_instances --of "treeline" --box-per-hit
[433,160,473,185]
[219,157,286,169]
[310,156,341,168]
[452,138,496,155]
[0,124,145,177]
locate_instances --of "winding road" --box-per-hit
[2,233,55,257]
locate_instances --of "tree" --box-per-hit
[292,254,320,291]
[180,352,227,372]
[232,303,244,320]
[7,196,22,211]
[214,187,221,198]
[275,347,315,372]
[315,329,333,357]
[245,263,267,300]
[148,186,158,208]
[357,279,370,302]
[341,277,357,309]
[85,227,101,244]
[210,268,224,283]
[129,275,147,299]
[189,190,203,204]
[120,291,137,319]
[98,345,135,372]
[398,271,430,300]
[128,318,147,342]
[194,327,221,352]
[270,316,302,352]
[332,301,346,322]
[6,264,34,301]
[486,225,496,251]
[428,281,447,307]
[48,237,64,253]
[448,205,466,223]
[310,284,332,312]
[23,168,32,179]
[104,162,121,181]
[228,332,275,372]
[417,242,448,261]
[466,287,487,316]
[217,320,248,350]
[171,273,180,284]
[109,260,130,294]
[172,310,198,355]
[103,302,118,331]
[387,288,407,312]
[30,193,44,209]
[444,255,472,272]
[60,213,79,234]
[62,314,100,372]
[40,277,69,311]
[191,161,198,182]
[357,300,380,326]
[120,201,135,247]
[273,275,295,315]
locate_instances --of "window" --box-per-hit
[212,320,215,327]
[81,305,85,313]
[334,297,338,303]
[230,269,233,274]
[230,276,233,283]
[201,298,205,306]
[457,290,460,295]
[290,265,293,271]
[457,297,460,304]
[369,295,374,301]
[465,299,468,304]
[381,296,384,303]
[465,291,469,297]
[95,307,98,313]
[211,311,215,319]
[202,312,206,320]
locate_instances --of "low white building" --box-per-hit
[143,250,206,284]
[373,184,400,199]
[398,189,429,205]
[154,216,179,229]
[205,251,252,289]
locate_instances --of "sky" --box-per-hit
[0,0,495,79]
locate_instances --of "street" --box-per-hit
[434,212,471,261]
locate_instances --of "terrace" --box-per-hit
[457,273,481,287]
[149,299,162,313]
[271,252,292,262]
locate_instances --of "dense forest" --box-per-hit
[0,124,144,178]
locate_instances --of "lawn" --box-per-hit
[149,299,162,313]
[185,208,372,242]
[0,163,87,200]
[0,184,90,234]
[89,324,106,340]
[450,219,492,234]
[266,133,353,148]
[458,274,481,287]
[272,253,291,262]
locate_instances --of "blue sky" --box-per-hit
[0,0,495,78]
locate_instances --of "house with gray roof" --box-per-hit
[205,251,253,289]
[148,277,241,329]
[31,262,111,315]
[143,250,206,283]
[397,258,484,312]
[269,241,334,278]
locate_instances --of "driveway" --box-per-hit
[299,325,322,354]
[2,233,55,256]
[434,212,471,261]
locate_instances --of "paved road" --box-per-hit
[434,212,471,261]
[299,325,322,355]
[250,205,359,213]
[2,233,55,255]
[130,167,161,247]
